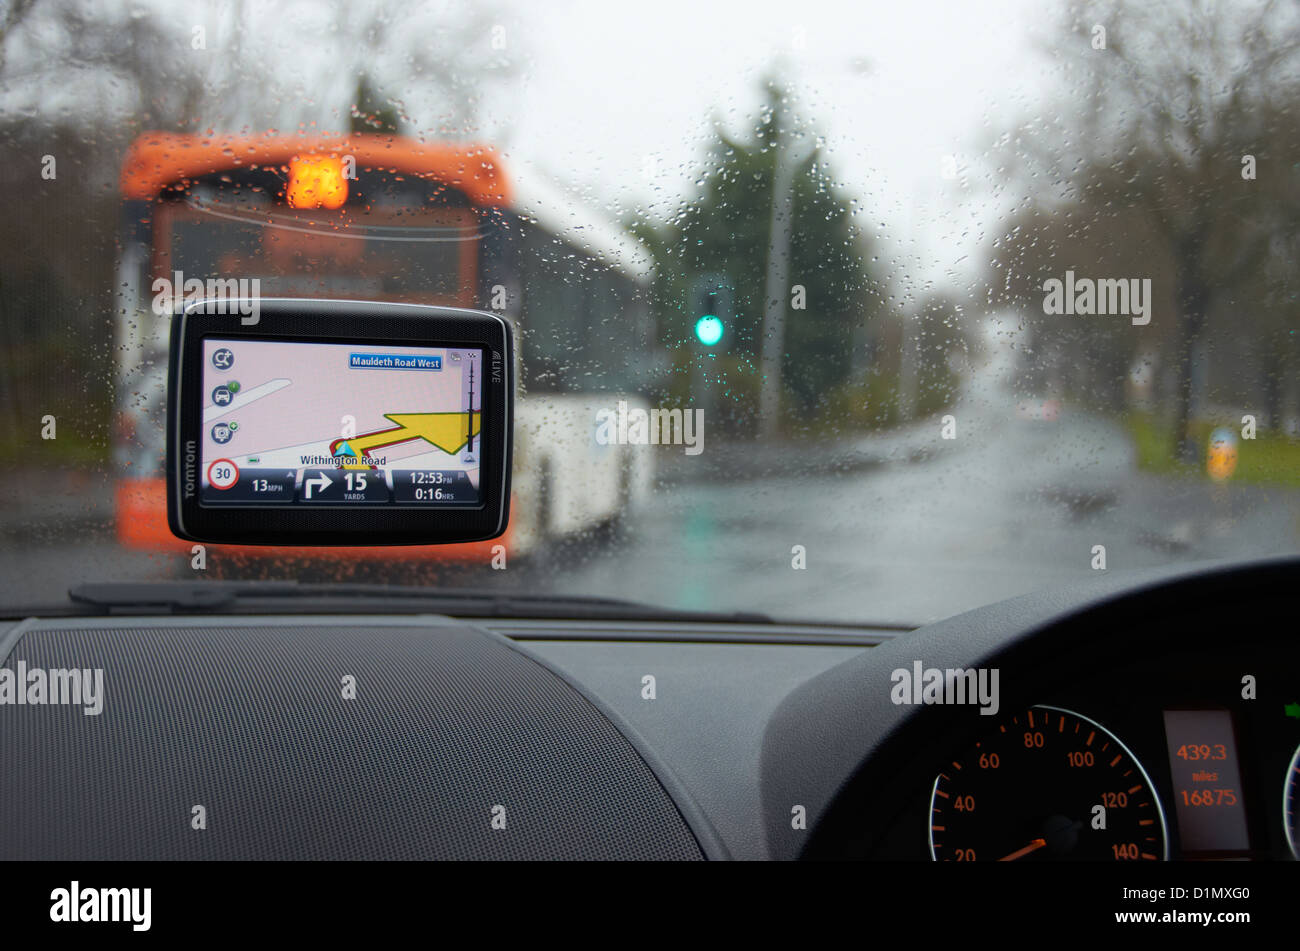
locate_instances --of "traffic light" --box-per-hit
[689,276,732,350]
[694,293,724,346]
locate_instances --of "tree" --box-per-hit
[987,0,1300,457]
[350,75,402,135]
[0,0,525,456]
[0,0,38,73]
[2,0,523,139]
[327,0,522,141]
[631,79,882,436]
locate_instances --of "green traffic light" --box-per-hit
[694,314,724,346]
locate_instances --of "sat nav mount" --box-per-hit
[167,298,512,545]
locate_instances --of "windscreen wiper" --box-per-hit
[64,581,774,623]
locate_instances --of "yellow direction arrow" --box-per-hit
[332,412,481,469]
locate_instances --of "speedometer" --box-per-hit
[930,705,1168,861]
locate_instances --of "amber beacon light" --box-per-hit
[287,155,349,209]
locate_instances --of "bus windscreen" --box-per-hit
[155,199,476,305]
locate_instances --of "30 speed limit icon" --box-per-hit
[207,459,240,490]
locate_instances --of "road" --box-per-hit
[2,367,1298,624]
[500,372,1299,624]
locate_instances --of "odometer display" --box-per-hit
[930,706,1168,861]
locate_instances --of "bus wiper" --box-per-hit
[65,581,773,623]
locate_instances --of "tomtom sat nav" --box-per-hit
[166,298,512,545]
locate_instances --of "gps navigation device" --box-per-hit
[166,298,512,545]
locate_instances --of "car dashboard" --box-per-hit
[1,557,1295,862]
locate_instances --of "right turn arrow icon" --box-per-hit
[304,472,332,499]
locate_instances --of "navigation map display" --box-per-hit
[199,338,483,507]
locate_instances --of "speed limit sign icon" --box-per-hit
[207,459,240,490]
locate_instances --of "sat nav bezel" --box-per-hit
[166,297,512,546]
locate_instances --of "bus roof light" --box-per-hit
[288,155,348,209]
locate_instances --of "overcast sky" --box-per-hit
[497,0,1060,291]
[3,0,1067,292]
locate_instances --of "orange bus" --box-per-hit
[114,132,656,565]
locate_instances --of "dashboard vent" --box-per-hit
[477,618,894,646]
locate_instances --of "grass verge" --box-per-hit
[1124,411,1300,489]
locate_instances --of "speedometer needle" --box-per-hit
[998,838,1047,862]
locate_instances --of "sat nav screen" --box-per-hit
[199,338,483,506]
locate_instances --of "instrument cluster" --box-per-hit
[892,643,1300,861]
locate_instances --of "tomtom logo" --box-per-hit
[491,351,503,383]
[184,439,197,498]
